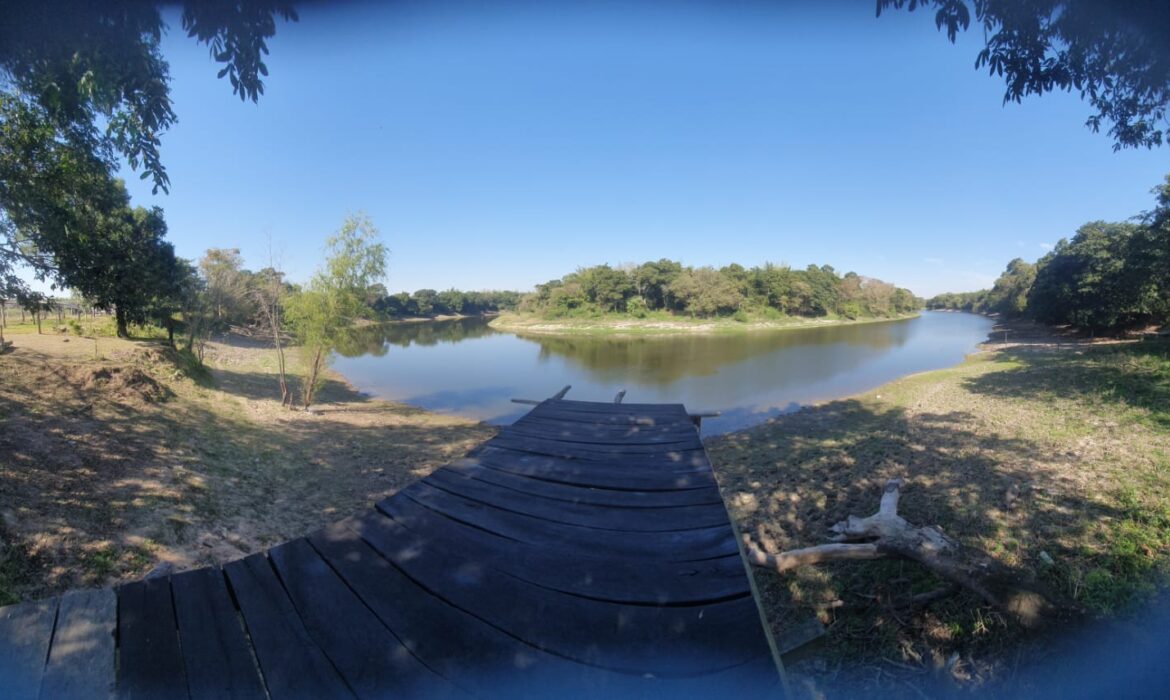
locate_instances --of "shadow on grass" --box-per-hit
[706,392,1169,698]
[0,343,493,604]
[963,341,1170,429]
[207,366,370,406]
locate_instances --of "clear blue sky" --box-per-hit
[114,0,1168,298]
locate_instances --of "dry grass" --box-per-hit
[707,339,1170,698]
[0,325,494,604]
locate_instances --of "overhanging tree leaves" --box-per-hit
[0,0,298,193]
[0,0,296,303]
[879,0,1170,149]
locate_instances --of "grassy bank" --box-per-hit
[490,310,919,336]
[707,339,1170,696]
[0,320,493,605]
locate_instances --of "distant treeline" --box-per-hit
[928,175,1170,332]
[521,261,921,320]
[372,289,521,318]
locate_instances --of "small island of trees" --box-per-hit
[514,261,921,322]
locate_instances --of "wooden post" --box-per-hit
[511,385,574,405]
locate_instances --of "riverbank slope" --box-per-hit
[707,336,1170,696]
[490,310,919,336]
[0,325,494,604]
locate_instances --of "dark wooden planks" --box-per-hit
[504,419,702,446]
[351,510,766,676]
[266,538,456,699]
[381,495,750,605]
[513,412,699,435]
[0,596,58,700]
[392,482,739,561]
[497,425,702,451]
[423,467,730,532]
[312,522,776,698]
[223,553,353,699]
[475,446,718,491]
[117,578,188,700]
[39,589,116,700]
[488,434,710,464]
[307,521,585,693]
[445,458,725,508]
[171,567,266,700]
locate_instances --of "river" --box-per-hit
[331,310,994,435]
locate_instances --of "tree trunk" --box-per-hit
[115,308,129,338]
[302,346,324,409]
[34,311,42,334]
[274,329,290,407]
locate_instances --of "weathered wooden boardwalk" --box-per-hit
[0,399,784,699]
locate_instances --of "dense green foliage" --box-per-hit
[880,0,1170,150]
[0,1,294,306]
[521,260,920,320]
[373,289,521,318]
[928,175,1170,332]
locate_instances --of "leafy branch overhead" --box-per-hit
[0,0,296,304]
[0,0,298,194]
[879,0,1170,149]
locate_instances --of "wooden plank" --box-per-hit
[117,578,188,700]
[512,414,700,439]
[171,568,266,700]
[487,436,711,467]
[306,522,588,690]
[312,521,777,697]
[479,444,714,476]
[266,538,455,699]
[424,468,730,532]
[223,553,353,699]
[520,408,694,429]
[350,510,768,676]
[498,424,702,448]
[381,495,750,605]
[392,483,739,562]
[445,459,725,508]
[474,447,718,491]
[40,589,115,700]
[0,597,58,700]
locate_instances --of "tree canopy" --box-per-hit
[0,0,296,305]
[0,0,297,193]
[879,0,1170,149]
[523,260,920,320]
[928,174,1170,332]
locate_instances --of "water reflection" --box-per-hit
[331,312,994,435]
[334,317,500,358]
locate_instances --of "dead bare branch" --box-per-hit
[743,478,1058,627]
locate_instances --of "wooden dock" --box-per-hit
[0,399,784,698]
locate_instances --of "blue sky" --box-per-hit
[112,0,1168,298]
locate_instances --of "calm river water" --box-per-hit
[331,311,994,435]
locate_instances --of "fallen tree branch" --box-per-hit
[742,538,883,572]
[744,478,1057,627]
